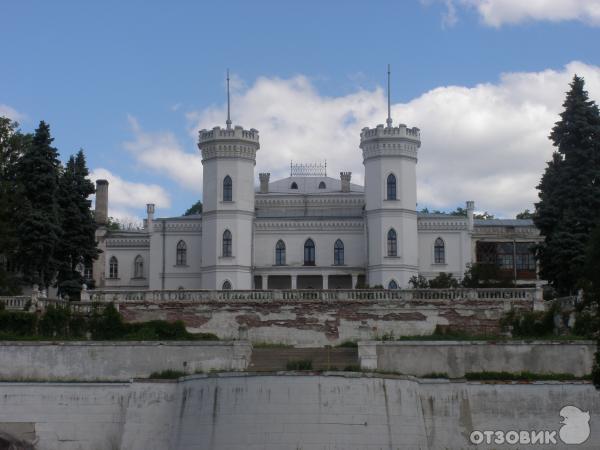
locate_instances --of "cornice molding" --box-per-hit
[255,218,364,231]
[106,238,150,248]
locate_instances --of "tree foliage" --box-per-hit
[534,76,600,294]
[516,209,534,220]
[14,121,63,288]
[184,200,202,216]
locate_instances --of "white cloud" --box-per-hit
[182,62,600,218]
[123,115,203,193]
[434,0,600,27]
[0,104,24,122]
[89,168,171,223]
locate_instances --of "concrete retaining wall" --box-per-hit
[0,341,251,381]
[359,340,596,377]
[0,374,598,449]
[118,296,535,346]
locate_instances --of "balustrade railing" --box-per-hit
[86,287,539,304]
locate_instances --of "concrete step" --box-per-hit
[249,347,359,372]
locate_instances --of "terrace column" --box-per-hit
[291,275,297,290]
[261,275,268,290]
[323,275,329,290]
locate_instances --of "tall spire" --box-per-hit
[226,69,232,130]
[386,64,392,128]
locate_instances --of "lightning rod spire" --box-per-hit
[226,69,232,130]
[386,64,392,128]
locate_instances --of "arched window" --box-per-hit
[318,181,326,189]
[275,240,286,265]
[222,230,232,257]
[387,229,397,257]
[109,256,118,279]
[434,237,445,264]
[388,280,398,290]
[223,175,233,202]
[387,174,397,200]
[134,255,144,278]
[222,280,232,290]
[334,239,344,265]
[304,238,315,266]
[176,240,187,266]
[290,182,298,190]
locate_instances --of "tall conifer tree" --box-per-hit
[14,121,62,288]
[56,150,99,298]
[534,76,600,294]
[0,117,30,293]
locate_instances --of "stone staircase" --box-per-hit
[248,347,359,372]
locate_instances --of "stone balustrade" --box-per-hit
[86,287,540,304]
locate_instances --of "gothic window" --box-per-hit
[134,255,144,278]
[434,238,445,264]
[109,256,118,279]
[223,175,233,202]
[318,181,326,189]
[290,182,298,190]
[222,280,232,290]
[387,229,397,257]
[387,173,397,200]
[388,280,398,290]
[334,239,344,265]
[223,230,232,257]
[304,238,315,266]
[83,264,93,280]
[176,240,187,266]
[275,240,286,265]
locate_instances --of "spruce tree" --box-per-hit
[534,76,600,294]
[55,150,99,298]
[14,121,63,289]
[0,117,30,293]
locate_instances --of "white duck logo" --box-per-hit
[559,405,590,445]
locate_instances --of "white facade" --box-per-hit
[93,114,540,290]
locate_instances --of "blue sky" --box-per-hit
[2,0,600,221]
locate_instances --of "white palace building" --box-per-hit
[91,76,541,291]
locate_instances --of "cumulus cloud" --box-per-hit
[89,167,171,223]
[182,62,600,217]
[0,104,24,122]
[432,0,600,27]
[123,115,203,192]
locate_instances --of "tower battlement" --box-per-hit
[198,125,260,144]
[360,123,420,142]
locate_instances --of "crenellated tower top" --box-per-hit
[197,70,260,163]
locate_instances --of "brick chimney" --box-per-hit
[95,180,109,225]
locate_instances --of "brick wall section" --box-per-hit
[118,297,535,346]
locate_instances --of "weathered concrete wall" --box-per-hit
[359,340,596,377]
[119,297,534,346]
[0,341,251,381]
[0,374,598,450]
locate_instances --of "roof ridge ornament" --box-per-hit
[290,160,327,177]
[386,64,393,128]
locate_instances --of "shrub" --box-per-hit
[149,369,186,379]
[501,304,556,337]
[465,371,589,381]
[286,359,313,370]
[89,303,125,340]
[573,310,597,338]
[0,310,37,336]
[38,305,71,337]
[335,341,358,348]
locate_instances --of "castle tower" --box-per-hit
[361,66,421,287]
[198,71,259,289]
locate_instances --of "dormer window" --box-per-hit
[291,182,298,190]
[318,181,326,189]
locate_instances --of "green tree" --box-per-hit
[184,200,202,216]
[534,76,600,294]
[14,121,63,288]
[55,150,99,299]
[516,209,534,219]
[0,117,30,293]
